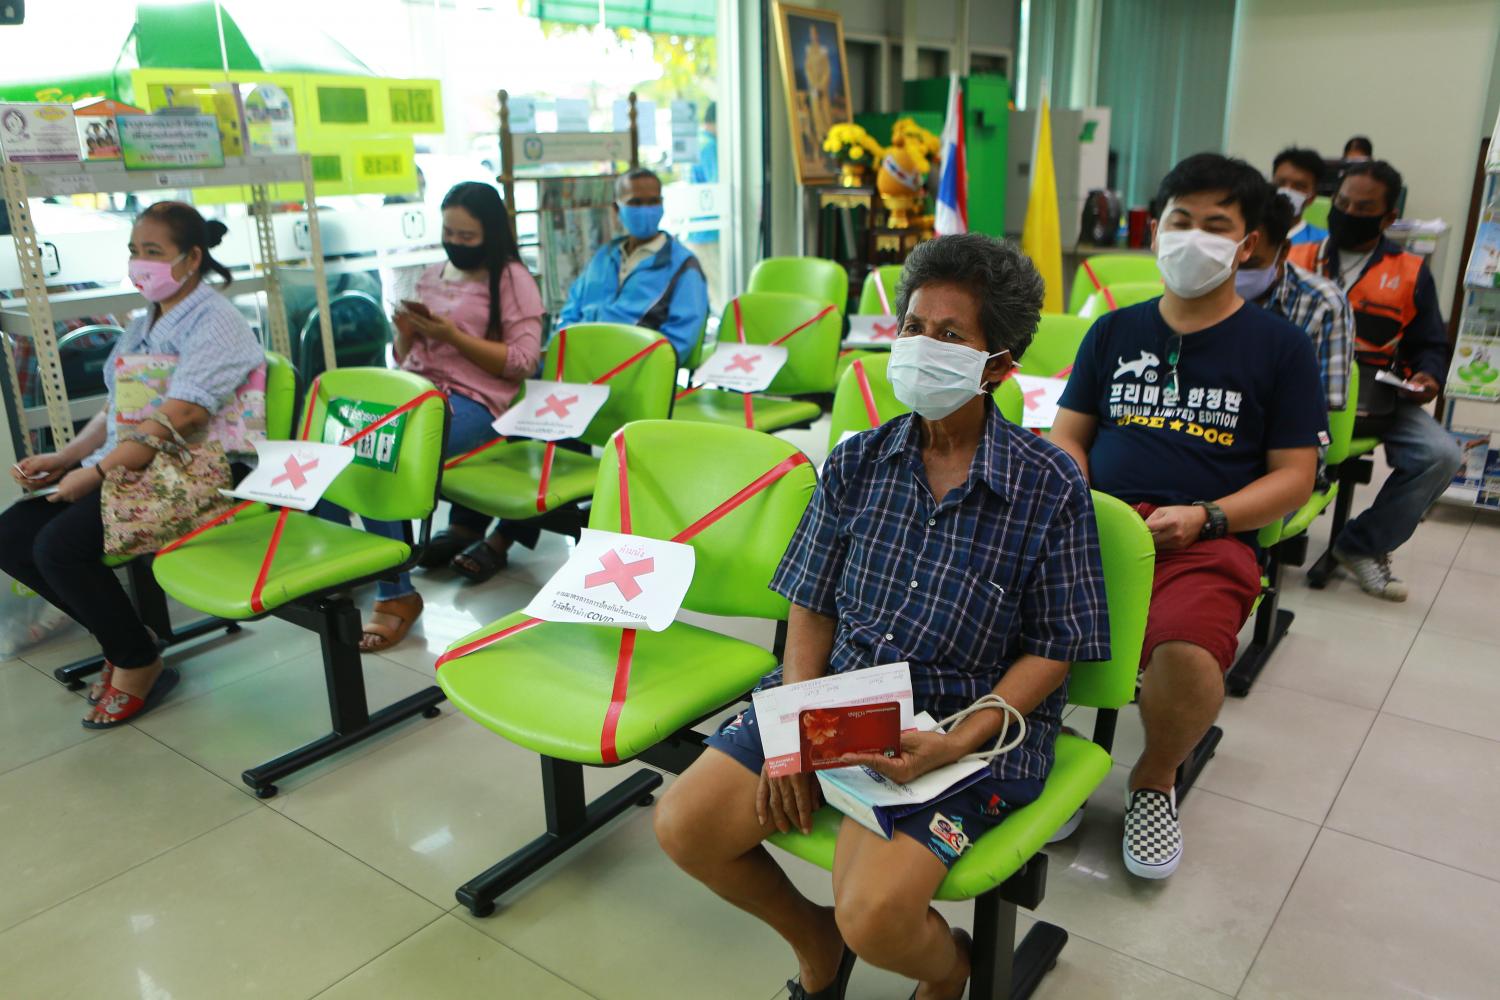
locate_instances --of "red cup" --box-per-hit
[1127,208,1149,248]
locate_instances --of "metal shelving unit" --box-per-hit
[0,153,334,456]
[1441,148,1500,513]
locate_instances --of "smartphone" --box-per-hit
[11,463,50,480]
[399,299,432,319]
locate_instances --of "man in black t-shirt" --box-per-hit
[1052,155,1327,881]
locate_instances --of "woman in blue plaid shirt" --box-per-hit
[656,235,1110,1000]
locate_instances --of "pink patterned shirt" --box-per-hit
[400,261,542,417]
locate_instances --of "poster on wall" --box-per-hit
[772,3,852,186]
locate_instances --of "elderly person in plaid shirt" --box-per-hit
[655,235,1110,1000]
[1237,189,1354,411]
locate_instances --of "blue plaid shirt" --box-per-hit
[89,282,263,466]
[768,401,1111,783]
[1264,261,1354,411]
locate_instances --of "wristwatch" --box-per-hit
[1193,501,1228,540]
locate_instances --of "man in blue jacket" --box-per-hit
[558,167,708,364]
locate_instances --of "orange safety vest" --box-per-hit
[1288,240,1422,371]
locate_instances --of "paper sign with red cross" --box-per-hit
[1011,374,1069,430]
[493,380,612,442]
[693,343,788,394]
[525,528,696,632]
[225,440,356,511]
[844,314,902,348]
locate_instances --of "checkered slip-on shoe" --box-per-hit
[1123,787,1182,879]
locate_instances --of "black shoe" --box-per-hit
[787,946,856,1000]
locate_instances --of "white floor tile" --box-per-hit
[0,809,439,999]
[1241,829,1500,1000]
[1383,631,1500,742]
[1253,603,1416,710]
[1422,567,1500,647]
[1328,713,1500,881]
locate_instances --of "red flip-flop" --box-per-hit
[87,662,115,706]
[82,667,180,729]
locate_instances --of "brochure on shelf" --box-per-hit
[1464,220,1500,289]
[1449,313,1500,402]
[0,103,79,164]
[117,113,224,170]
[73,98,144,161]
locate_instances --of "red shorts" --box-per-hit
[1135,504,1262,673]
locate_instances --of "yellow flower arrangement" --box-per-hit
[822,122,884,165]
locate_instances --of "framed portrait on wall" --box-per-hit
[773,3,852,186]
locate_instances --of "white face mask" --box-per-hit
[1277,186,1308,216]
[1156,228,1246,299]
[888,335,1007,421]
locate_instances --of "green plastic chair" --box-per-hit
[1076,280,1165,320]
[56,351,300,692]
[748,256,850,316]
[1067,254,1162,314]
[440,323,677,534]
[673,292,841,433]
[297,289,392,382]
[769,491,1155,996]
[1229,366,1359,696]
[855,264,903,315]
[151,367,449,798]
[1303,195,1332,231]
[684,313,710,371]
[827,353,909,449]
[993,315,1090,429]
[436,419,818,916]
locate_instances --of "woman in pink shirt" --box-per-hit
[357,182,542,652]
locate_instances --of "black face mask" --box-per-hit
[1327,205,1386,250]
[443,241,487,270]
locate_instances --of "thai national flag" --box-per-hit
[934,74,967,236]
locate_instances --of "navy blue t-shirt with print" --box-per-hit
[1057,299,1327,510]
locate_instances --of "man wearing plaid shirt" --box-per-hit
[656,235,1109,1000]
[1238,191,1354,411]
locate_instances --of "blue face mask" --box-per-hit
[618,202,664,240]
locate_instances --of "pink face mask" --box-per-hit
[128,254,188,302]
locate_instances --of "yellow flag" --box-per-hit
[1021,96,1064,313]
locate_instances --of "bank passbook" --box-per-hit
[798,702,900,771]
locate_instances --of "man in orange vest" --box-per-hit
[1289,161,1461,601]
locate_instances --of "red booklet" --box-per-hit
[798,702,901,772]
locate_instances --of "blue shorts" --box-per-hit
[706,704,1044,868]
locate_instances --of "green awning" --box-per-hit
[530,0,716,36]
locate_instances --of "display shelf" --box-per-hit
[16,155,305,199]
[0,274,272,328]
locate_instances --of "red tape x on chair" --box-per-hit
[439,323,677,543]
[672,291,841,433]
[150,367,449,798]
[436,419,817,917]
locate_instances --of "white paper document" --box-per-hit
[492,380,610,442]
[1011,374,1068,429]
[844,314,901,348]
[223,440,355,511]
[693,343,788,393]
[525,527,695,632]
[752,662,915,777]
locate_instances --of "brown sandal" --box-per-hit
[360,594,424,653]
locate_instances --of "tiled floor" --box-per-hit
[4,427,1500,998]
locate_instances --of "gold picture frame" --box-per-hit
[773,3,853,186]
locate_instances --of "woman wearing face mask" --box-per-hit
[655,235,1109,1000]
[347,181,541,652]
[0,201,263,727]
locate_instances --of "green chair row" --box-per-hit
[434,413,1155,998]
